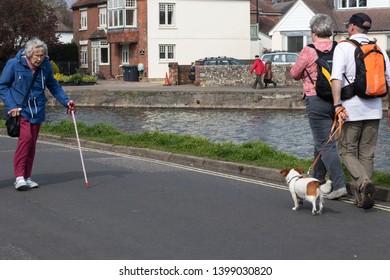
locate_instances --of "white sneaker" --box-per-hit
[14,177,28,191]
[26,178,39,188]
[324,187,348,200]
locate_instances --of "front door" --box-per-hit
[92,42,99,75]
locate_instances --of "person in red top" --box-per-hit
[250,55,266,89]
[290,13,347,200]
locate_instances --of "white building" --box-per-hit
[147,0,251,80]
[269,0,390,52]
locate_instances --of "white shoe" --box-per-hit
[14,177,28,191]
[26,178,39,188]
[324,187,347,200]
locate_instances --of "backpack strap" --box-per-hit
[339,39,360,85]
[305,41,337,86]
[307,41,338,56]
[340,39,378,85]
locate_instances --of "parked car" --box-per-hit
[189,56,247,80]
[261,52,299,65]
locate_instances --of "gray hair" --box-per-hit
[310,14,334,38]
[24,37,48,58]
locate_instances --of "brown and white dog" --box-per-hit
[280,168,332,215]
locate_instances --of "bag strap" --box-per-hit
[305,41,338,86]
[20,69,39,108]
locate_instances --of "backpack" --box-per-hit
[341,39,388,100]
[306,41,338,101]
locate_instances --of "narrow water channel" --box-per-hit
[43,107,389,174]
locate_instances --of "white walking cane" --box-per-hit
[69,107,89,187]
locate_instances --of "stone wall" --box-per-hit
[197,65,302,88]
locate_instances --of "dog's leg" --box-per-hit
[309,196,318,215]
[291,193,300,211]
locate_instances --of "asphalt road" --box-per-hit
[1,135,390,260]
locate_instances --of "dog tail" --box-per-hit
[320,180,332,194]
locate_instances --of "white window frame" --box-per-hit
[80,9,88,30]
[337,0,367,9]
[99,40,110,65]
[159,3,175,27]
[99,5,107,28]
[250,24,258,41]
[107,0,137,29]
[80,42,88,68]
[121,44,130,65]
[159,44,175,61]
[387,35,390,51]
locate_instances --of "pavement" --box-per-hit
[1,135,390,262]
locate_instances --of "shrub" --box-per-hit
[82,75,97,83]
[54,73,62,81]
[50,61,60,74]
[59,75,71,83]
[69,73,83,83]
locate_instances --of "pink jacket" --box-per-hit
[290,40,334,96]
[250,59,266,75]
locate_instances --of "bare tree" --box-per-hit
[43,0,73,28]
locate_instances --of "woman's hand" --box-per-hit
[67,100,76,113]
[9,108,21,117]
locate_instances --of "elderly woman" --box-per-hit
[290,14,347,200]
[0,38,75,191]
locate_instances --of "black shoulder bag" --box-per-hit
[5,70,38,137]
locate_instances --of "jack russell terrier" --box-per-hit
[280,168,332,215]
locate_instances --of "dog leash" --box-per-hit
[307,106,345,175]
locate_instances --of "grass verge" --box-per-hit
[41,120,390,188]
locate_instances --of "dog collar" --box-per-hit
[287,175,303,185]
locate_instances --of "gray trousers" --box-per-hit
[338,119,379,188]
[305,96,346,190]
[252,74,264,89]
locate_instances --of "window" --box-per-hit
[159,3,175,27]
[121,45,130,64]
[100,40,109,65]
[80,9,87,30]
[159,44,175,61]
[287,36,303,52]
[80,44,88,68]
[250,24,258,41]
[108,0,137,28]
[99,6,107,28]
[387,35,390,51]
[338,0,367,8]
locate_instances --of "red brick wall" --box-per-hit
[73,0,149,80]
[73,6,100,75]
[107,0,148,79]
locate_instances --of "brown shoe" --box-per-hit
[359,181,376,210]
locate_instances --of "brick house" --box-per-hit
[71,0,251,81]
[71,0,148,80]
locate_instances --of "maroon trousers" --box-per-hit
[14,117,41,178]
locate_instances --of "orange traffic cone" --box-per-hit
[163,72,171,86]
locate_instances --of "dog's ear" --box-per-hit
[280,169,289,176]
[294,167,305,174]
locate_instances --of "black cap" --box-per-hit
[345,13,372,30]
[255,55,259,58]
